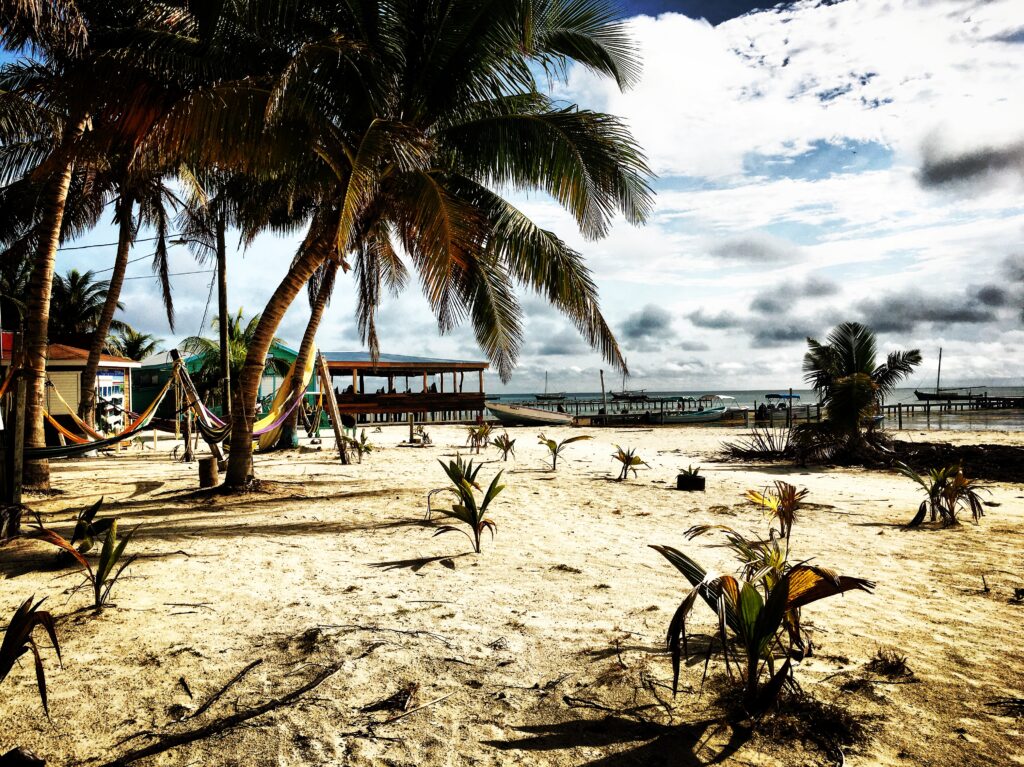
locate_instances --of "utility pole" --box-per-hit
[216,208,231,417]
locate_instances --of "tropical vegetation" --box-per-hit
[898,462,988,526]
[0,597,61,715]
[538,433,592,471]
[433,456,504,554]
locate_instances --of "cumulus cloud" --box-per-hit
[619,304,674,350]
[750,276,838,314]
[709,233,800,264]
[678,339,710,351]
[857,291,998,333]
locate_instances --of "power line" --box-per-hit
[57,233,185,252]
[122,269,214,281]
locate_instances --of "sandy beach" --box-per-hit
[2,424,1022,766]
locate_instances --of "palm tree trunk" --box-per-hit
[79,194,134,427]
[23,118,87,490]
[224,249,328,486]
[216,209,230,417]
[273,261,338,450]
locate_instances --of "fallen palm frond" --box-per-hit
[0,597,61,715]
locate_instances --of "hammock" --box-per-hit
[0,366,15,399]
[40,375,176,450]
[257,351,318,451]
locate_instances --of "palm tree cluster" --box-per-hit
[2,0,653,489]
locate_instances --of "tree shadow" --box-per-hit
[483,715,748,766]
[367,552,468,572]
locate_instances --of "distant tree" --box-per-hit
[798,321,921,459]
[49,269,125,348]
[181,309,283,407]
[107,327,162,361]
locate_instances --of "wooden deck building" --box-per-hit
[322,352,488,423]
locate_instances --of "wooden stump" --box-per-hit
[199,456,219,488]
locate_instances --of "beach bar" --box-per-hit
[323,352,488,423]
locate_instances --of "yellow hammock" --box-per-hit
[256,350,317,451]
[44,374,176,447]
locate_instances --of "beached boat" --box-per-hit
[486,401,574,426]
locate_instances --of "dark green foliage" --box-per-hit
[0,597,61,715]
[433,456,505,553]
[465,423,493,454]
[679,464,700,478]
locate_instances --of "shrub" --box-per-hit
[433,457,505,553]
[679,464,700,478]
[36,522,139,611]
[723,426,794,461]
[0,597,61,715]
[537,433,592,471]
[897,462,987,526]
[650,544,873,713]
[612,445,647,480]
[491,432,516,461]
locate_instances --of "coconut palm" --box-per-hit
[181,309,283,408]
[107,327,162,362]
[48,269,125,348]
[798,322,921,459]
[145,0,653,487]
[0,1,219,488]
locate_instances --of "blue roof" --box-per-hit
[322,351,485,366]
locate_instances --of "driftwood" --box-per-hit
[95,662,343,767]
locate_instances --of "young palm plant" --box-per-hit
[538,433,592,471]
[0,597,61,715]
[465,423,493,454]
[345,430,374,464]
[650,545,874,713]
[897,463,987,526]
[433,458,505,553]
[35,522,139,611]
[612,445,648,480]
[492,432,516,461]
[744,481,808,542]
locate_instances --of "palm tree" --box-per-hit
[49,269,125,348]
[107,326,162,362]
[148,0,652,486]
[0,1,215,489]
[800,321,921,455]
[181,309,282,409]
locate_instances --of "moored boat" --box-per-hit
[535,371,566,402]
[486,401,574,426]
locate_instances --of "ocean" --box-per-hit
[493,387,1024,432]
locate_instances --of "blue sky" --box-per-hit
[27,0,1024,392]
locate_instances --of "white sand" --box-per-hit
[1,424,1022,766]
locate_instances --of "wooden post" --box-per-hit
[422,371,427,392]
[408,412,415,443]
[440,373,444,393]
[898,403,903,430]
[787,388,793,428]
[199,456,218,487]
[319,353,349,465]
[11,377,26,506]
[599,369,607,421]
[478,369,483,393]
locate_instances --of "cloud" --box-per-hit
[750,276,838,314]
[620,304,674,350]
[535,329,589,357]
[919,140,1024,187]
[857,291,998,333]
[972,285,1009,308]
[687,308,743,329]
[750,322,816,347]
[678,339,710,351]
[709,233,799,264]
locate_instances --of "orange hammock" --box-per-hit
[43,374,176,446]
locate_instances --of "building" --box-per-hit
[0,332,141,432]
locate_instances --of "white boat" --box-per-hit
[486,401,574,426]
[657,395,743,424]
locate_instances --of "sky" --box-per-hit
[42,0,1024,393]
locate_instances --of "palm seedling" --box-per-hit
[433,457,504,553]
[744,481,808,542]
[650,545,874,713]
[35,522,139,611]
[492,432,516,461]
[612,445,648,480]
[466,423,493,454]
[345,430,375,464]
[537,433,592,471]
[0,597,61,715]
[66,498,111,556]
[897,463,987,526]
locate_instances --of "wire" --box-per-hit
[57,233,186,252]
[93,251,156,274]
[121,268,214,280]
